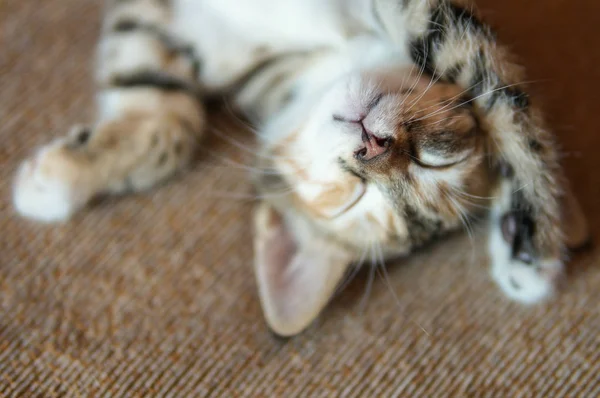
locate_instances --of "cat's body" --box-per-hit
[13,0,586,336]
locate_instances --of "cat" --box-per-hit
[12,0,589,336]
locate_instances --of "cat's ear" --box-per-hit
[253,202,352,337]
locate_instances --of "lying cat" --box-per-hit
[13,0,588,336]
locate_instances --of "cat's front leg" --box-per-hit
[488,163,590,303]
[13,0,205,222]
[13,89,204,222]
[372,0,590,301]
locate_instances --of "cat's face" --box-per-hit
[253,67,492,336]
[262,67,491,247]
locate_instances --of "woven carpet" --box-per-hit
[1,0,599,396]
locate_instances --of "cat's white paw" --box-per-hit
[13,141,94,223]
[489,214,563,304]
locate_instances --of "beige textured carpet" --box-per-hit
[1,0,599,396]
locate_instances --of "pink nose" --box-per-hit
[358,126,390,161]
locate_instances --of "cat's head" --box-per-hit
[253,66,492,336]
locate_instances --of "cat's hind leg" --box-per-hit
[13,0,205,222]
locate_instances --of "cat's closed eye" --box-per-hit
[414,151,470,168]
[415,129,477,168]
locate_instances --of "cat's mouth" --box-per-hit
[292,176,367,220]
[320,180,367,219]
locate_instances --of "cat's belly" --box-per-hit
[170,0,376,91]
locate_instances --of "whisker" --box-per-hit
[406,79,485,122]
[374,240,404,311]
[398,42,433,109]
[196,186,296,201]
[198,147,327,184]
[372,226,431,336]
[413,81,539,123]
[403,57,449,114]
[201,152,281,175]
[449,187,498,201]
[398,148,424,163]
[446,193,477,264]
[421,115,466,128]
[209,127,296,162]
[358,239,377,313]
[221,98,263,133]
[333,246,369,299]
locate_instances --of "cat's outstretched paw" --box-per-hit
[489,210,564,304]
[13,130,97,223]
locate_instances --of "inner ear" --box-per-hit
[253,202,352,336]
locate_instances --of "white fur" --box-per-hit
[97,34,165,83]
[97,88,166,120]
[488,181,563,303]
[171,0,400,91]
[13,149,83,223]
[419,150,470,168]
[488,219,561,303]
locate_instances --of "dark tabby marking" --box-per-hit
[487,86,529,110]
[502,190,538,263]
[409,39,436,77]
[221,52,308,100]
[111,18,202,74]
[113,19,139,33]
[503,87,529,110]
[67,128,92,150]
[403,205,444,247]
[76,128,91,145]
[411,3,492,79]
[174,141,183,155]
[469,50,489,101]
[179,46,203,77]
[445,63,464,84]
[467,51,529,112]
[502,211,537,264]
[511,190,533,213]
[111,71,198,95]
[444,3,490,37]
[498,161,515,178]
[529,139,543,152]
[157,152,168,166]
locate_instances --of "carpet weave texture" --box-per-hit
[1,0,599,396]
